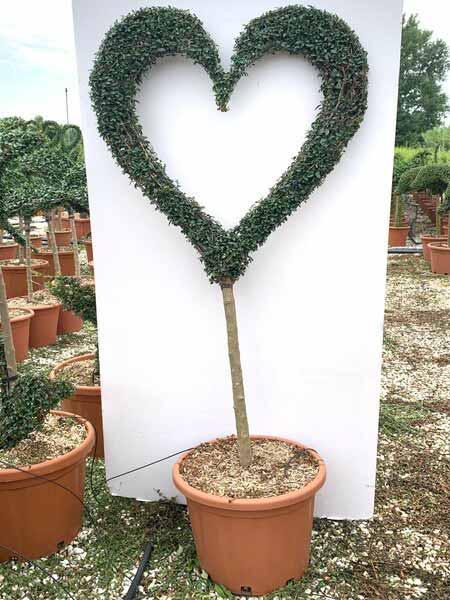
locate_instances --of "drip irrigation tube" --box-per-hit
[388,247,422,254]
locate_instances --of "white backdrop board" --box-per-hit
[73,0,403,519]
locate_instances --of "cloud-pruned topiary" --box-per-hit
[50,276,97,326]
[90,5,368,284]
[413,164,450,197]
[0,370,74,450]
[396,166,422,194]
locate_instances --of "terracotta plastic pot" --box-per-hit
[0,410,95,562]
[429,242,450,275]
[30,235,43,249]
[57,309,84,335]
[50,354,103,458]
[421,234,447,262]
[173,435,326,596]
[388,226,409,247]
[0,260,48,299]
[50,230,72,247]
[0,243,18,261]
[0,308,34,362]
[84,239,93,263]
[28,302,61,348]
[88,260,94,274]
[75,217,91,239]
[41,250,76,277]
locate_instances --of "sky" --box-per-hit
[0,1,449,126]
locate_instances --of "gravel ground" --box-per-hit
[0,254,448,600]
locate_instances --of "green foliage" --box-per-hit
[27,117,84,161]
[413,164,450,196]
[397,166,422,193]
[0,372,73,450]
[422,126,450,163]
[396,15,449,146]
[50,276,97,326]
[90,5,368,283]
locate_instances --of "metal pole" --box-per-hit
[65,88,69,124]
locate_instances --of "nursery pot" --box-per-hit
[50,354,103,458]
[0,308,34,362]
[0,410,95,562]
[28,302,61,348]
[75,217,91,239]
[173,436,326,596]
[30,235,43,249]
[41,250,76,277]
[0,243,18,261]
[429,243,450,275]
[0,260,48,299]
[57,309,84,335]
[50,230,72,247]
[388,226,409,247]
[421,234,448,262]
[84,239,93,263]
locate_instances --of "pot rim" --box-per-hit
[0,410,95,483]
[388,225,409,230]
[173,435,326,511]
[4,307,35,323]
[428,242,450,252]
[9,300,61,312]
[420,234,447,241]
[40,249,75,256]
[49,353,100,394]
[0,242,18,248]
[0,259,48,268]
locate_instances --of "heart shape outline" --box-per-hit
[90,5,368,283]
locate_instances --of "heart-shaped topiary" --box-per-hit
[90,5,368,283]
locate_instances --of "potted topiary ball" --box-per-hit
[0,305,94,562]
[90,5,368,595]
[49,276,104,457]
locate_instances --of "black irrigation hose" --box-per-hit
[122,539,154,600]
[0,445,193,600]
[0,542,77,600]
[388,247,422,254]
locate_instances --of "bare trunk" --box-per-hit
[24,220,33,302]
[18,216,25,263]
[0,266,17,385]
[0,229,3,244]
[435,196,442,235]
[47,211,61,276]
[448,211,450,248]
[220,279,252,468]
[57,207,63,231]
[69,212,81,278]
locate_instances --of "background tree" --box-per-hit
[422,126,450,163]
[396,15,449,146]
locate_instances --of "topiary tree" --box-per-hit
[90,5,369,467]
[413,164,450,237]
[0,367,73,450]
[50,276,98,379]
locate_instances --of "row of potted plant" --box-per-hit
[395,164,450,274]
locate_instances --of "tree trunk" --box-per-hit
[220,279,252,468]
[18,216,25,263]
[24,219,33,301]
[0,266,17,385]
[436,195,442,235]
[47,211,61,276]
[69,211,81,278]
[0,229,3,244]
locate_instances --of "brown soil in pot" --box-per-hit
[57,358,99,386]
[0,307,31,322]
[8,289,60,308]
[180,437,319,499]
[0,414,86,468]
